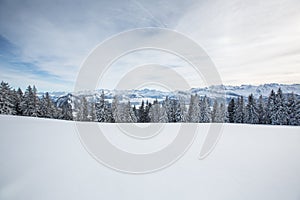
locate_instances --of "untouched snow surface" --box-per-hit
[0,115,300,200]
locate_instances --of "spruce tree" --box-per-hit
[245,94,258,124]
[199,96,211,123]
[39,92,56,118]
[266,90,276,124]
[227,98,235,123]
[235,96,245,123]
[177,97,187,122]
[273,88,288,125]
[257,95,266,124]
[211,100,218,122]
[144,100,151,122]
[95,91,111,122]
[163,96,173,122]
[286,93,297,125]
[21,85,36,116]
[15,88,24,115]
[138,100,145,122]
[58,93,73,120]
[295,98,300,126]
[0,81,14,115]
[89,102,96,122]
[187,94,200,122]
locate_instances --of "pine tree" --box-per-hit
[95,91,111,122]
[245,94,258,124]
[89,102,96,122]
[257,95,266,124]
[15,88,24,115]
[273,88,288,125]
[218,103,226,123]
[39,92,57,118]
[211,100,218,122]
[227,98,235,123]
[174,99,186,122]
[32,86,40,116]
[125,101,137,123]
[286,93,297,125]
[112,95,121,122]
[58,93,73,120]
[266,90,276,124]
[163,96,173,122]
[112,100,137,123]
[199,96,211,123]
[138,100,145,122]
[0,81,14,115]
[132,105,138,120]
[149,101,168,123]
[177,97,187,122]
[144,100,151,122]
[235,96,245,123]
[21,85,39,117]
[77,96,89,121]
[149,101,160,122]
[295,98,300,126]
[187,94,200,122]
[212,100,225,123]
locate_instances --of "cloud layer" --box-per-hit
[0,0,299,91]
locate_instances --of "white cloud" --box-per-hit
[0,0,299,91]
[175,0,300,85]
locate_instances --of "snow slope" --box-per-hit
[1,115,300,200]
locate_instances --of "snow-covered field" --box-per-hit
[1,115,300,200]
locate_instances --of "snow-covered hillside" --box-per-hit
[1,115,300,200]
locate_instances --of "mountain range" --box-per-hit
[44,83,300,106]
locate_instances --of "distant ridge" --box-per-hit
[43,83,300,105]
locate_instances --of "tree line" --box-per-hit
[0,81,299,125]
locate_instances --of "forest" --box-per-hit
[0,81,299,125]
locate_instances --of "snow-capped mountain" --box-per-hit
[44,83,300,105]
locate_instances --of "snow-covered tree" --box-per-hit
[89,102,96,122]
[187,94,200,122]
[149,101,168,123]
[266,90,276,124]
[14,88,24,116]
[39,92,57,118]
[144,100,151,122]
[163,96,173,122]
[21,85,40,117]
[199,96,211,123]
[138,100,145,122]
[245,94,258,124]
[77,96,89,121]
[227,98,235,123]
[0,81,14,115]
[175,97,187,122]
[234,96,245,123]
[95,91,112,122]
[112,95,121,122]
[136,100,151,122]
[295,98,300,126]
[123,101,137,123]
[57,93,73,120]
[111,96,137,123]
[257,95,266,124]
[273,88,288,125]
[286,93,297,125]
[212,100,225,123]
[218,103,226,123]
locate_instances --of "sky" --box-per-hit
[0,0,299,92]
